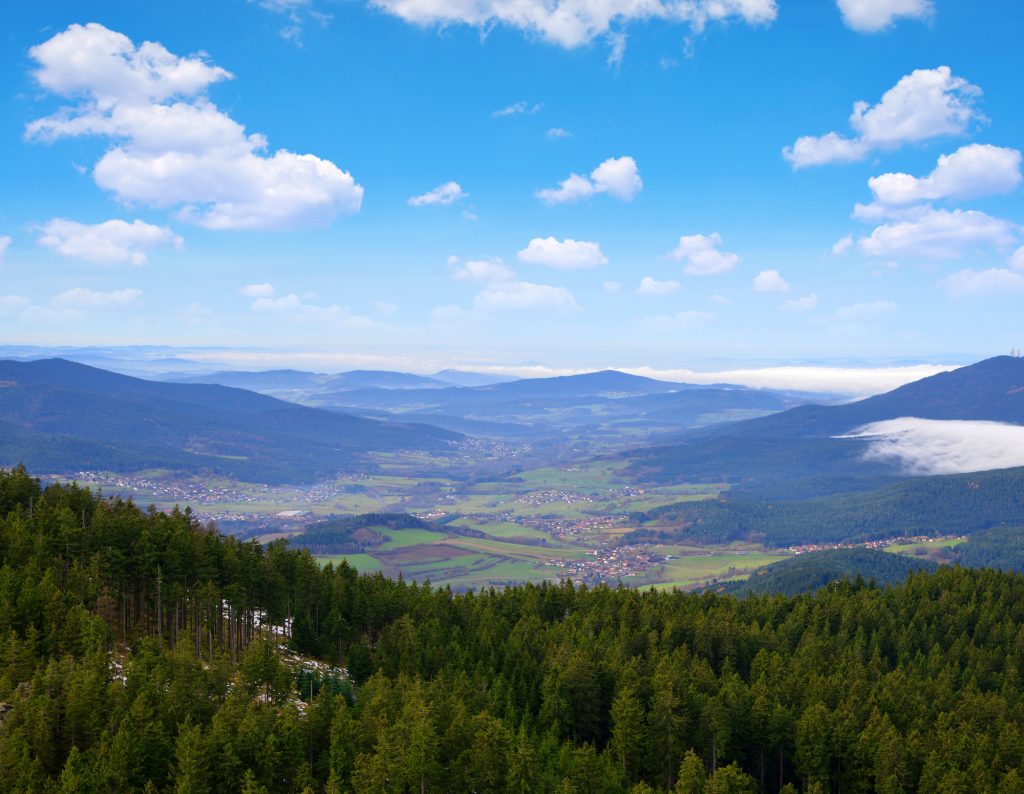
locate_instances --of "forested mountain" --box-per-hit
[3,466,1024,792]
[626,356,1024,489]
[628,466,1024,547]
[950,526,1024,573]
[0,359,459,483]
[716,548,937,597]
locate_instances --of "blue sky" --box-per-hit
[2,0,1023,389]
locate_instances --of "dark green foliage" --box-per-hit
[0,358,459,483]
[4,468,1024,792]
[630,466,1024,547]
[717,548,937,597]
[626,355,1024,490]
[951,526,1024,572]
[291,513,437,554]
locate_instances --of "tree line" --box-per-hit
[2,466,1024,792]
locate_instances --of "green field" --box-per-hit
[644,552,789,590]
[378,528,451,550]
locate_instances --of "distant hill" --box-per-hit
[431,369,516,387]
[628,466,1024,547]
[717,548,936,597]
[627,356,1024,489]
[0,359,460,483]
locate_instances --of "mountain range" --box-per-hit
[0,359,459,483]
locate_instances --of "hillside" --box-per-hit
[629,466,1024,547]
[3,467,1024,792]
[0,359,459,483]
[627,356,1024,489]
[717,547,937,597]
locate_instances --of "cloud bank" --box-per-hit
[848,417,1024,475]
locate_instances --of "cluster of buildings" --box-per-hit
[547,544,665,584]
[788,535,960,554]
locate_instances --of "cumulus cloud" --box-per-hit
[536,156,642,204]
[752,269,790,292]
[836,0,933,32]
[241,282,275,297]
[784,293,819,312]
[370,0,777,50]
[783,67,983,168]
[492,101,542,117]
[474,280,579,311]
[868,144,1022,205]
[940,268,1024,297]
[36,218,182,265]
[603,280,622,294]
[636,276,679,296]
[847,417,1024,475]
[453,258,516,282]
[546,127,573,139]
[408,181,467,206]
[26,23,363,230]
[0,296,31,315]
[251,292,376,325]
[832,235,854,255]
[670,232,739,275]
[858,208,1018,259]
[516,237,607,269]
[52,287,142,307]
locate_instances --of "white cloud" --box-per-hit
[940,268,1024,297]
[492,101,542,117]
[537,156,642,204]
[52,287,142,307]
[603,280,622,294]
[0,236,10,262]
[374,300,398,317]
[869,144,1022,205]
[784,293,819,312]
[370,0,777,50]
[241,282,275,297]
[517,237,607,270]
[26,23,363,231]
[625,363,954,396]
[710,294,733,304]
[256,0,333,45]
[1011,246,1024,270]
[752,269,790,292]
[36,218,182,265]
[832,300,896,321]
[670,232,739,275]
[783,66,982,168]
[408,181,467,207]
[474,281,580,311]
[832,235,854,255]
[848,417,1024,475]
[546,127,573,139]
[454,259,516,282]
[636,276,679,296]
[858,208,1018,260]
[251,293,376,325]
[837,0,933,32]
[0,296,30,315]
